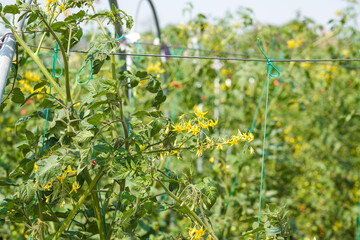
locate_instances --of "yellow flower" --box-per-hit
[44,195,50,203]
[228,136,239,146]
[188,226,206,239]
[66,165,77,174]
[216,143,223,151]
[250,146,255,154]
[44,179,53,191]
[58,4,66,12]
[56,172,67,183]
[207,119,218,128]
[34,163,38,173]
[172,123,184,132]
[195,108,208,120]
[287,40,296,49]
[69,182,81,194]
[190,126,200,135]
[198,120,209,130]
[196,148,203,157]
[244,132,254,142]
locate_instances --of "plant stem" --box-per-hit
[53,166,104,240]
[37,192,45,240]
[84,169,106,240]
[0,13,67,103]
[154,178,218,240]
[38,13,72,105]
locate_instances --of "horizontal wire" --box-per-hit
[27,44,360,63]
[132,41,257,57]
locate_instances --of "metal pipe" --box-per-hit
[0,0,33,105]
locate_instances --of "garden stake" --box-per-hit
[256,38,280,240]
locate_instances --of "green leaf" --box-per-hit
[37,108,53,121]
[19,181,36,204]
[132,111,150,117]
[92,58,105,74]
[64,10,85,22]
[35,155,61,185]
[252,222,259,230]
[0,180,18,186]
[15,115,33,134]
[3,5,20,14]
[74,130,94,143]
[152,90,167,108]
[11,88,24,103]
[87,113,103,125]
[33,81,47,91]
[150,119,163,137]
[145,78,161,93]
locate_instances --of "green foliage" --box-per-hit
[1,0,360,240]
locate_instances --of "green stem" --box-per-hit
[0,13,67,103]
[35,12,60,55]
[37,192,45,240]
[53,166,104,240]
[84,169,106,240]
[35,33,47,56]
[155,178,218,240]
[38,13,72,106]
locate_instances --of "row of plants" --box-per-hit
[1,0,360,239]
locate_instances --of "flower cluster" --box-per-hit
[188,226,214,240]
[169,108,254,158]
[35,164,80,206]
[287,39,302,49]
[45,0,57,14]
[171,108,218,136]
[147,62,165,74]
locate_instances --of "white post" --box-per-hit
[0,34,16,103]
[0,0,33,104]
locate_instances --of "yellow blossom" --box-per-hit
[44,195,50,203]
[216,142,223,151]
[58,4,66,12]
[190,126,200,135]
[228,136,239,146]
[196,148,203,157]
[244,132,254,142]
[56,172,67,183]
[287,40,296,49]
[189,226,206,239]
[207,119,218,128]
[171,123,184,132]
[69,182,81,194]
[198,120,209,130]
[34,163,38,173]
[195,108,208,120]
[66,165,77,174]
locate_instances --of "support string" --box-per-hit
[256,38,280,240]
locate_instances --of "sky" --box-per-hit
[0,0,350,34]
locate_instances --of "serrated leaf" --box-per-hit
[35,155,61,185]
[74,130,93,143]
[19,181,36,204]
[3,5,20,14]
[15,115,32,134]
[87,113,103,125]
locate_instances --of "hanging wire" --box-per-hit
[26,44,360,62]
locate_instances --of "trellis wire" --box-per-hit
[25,44,360,62]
